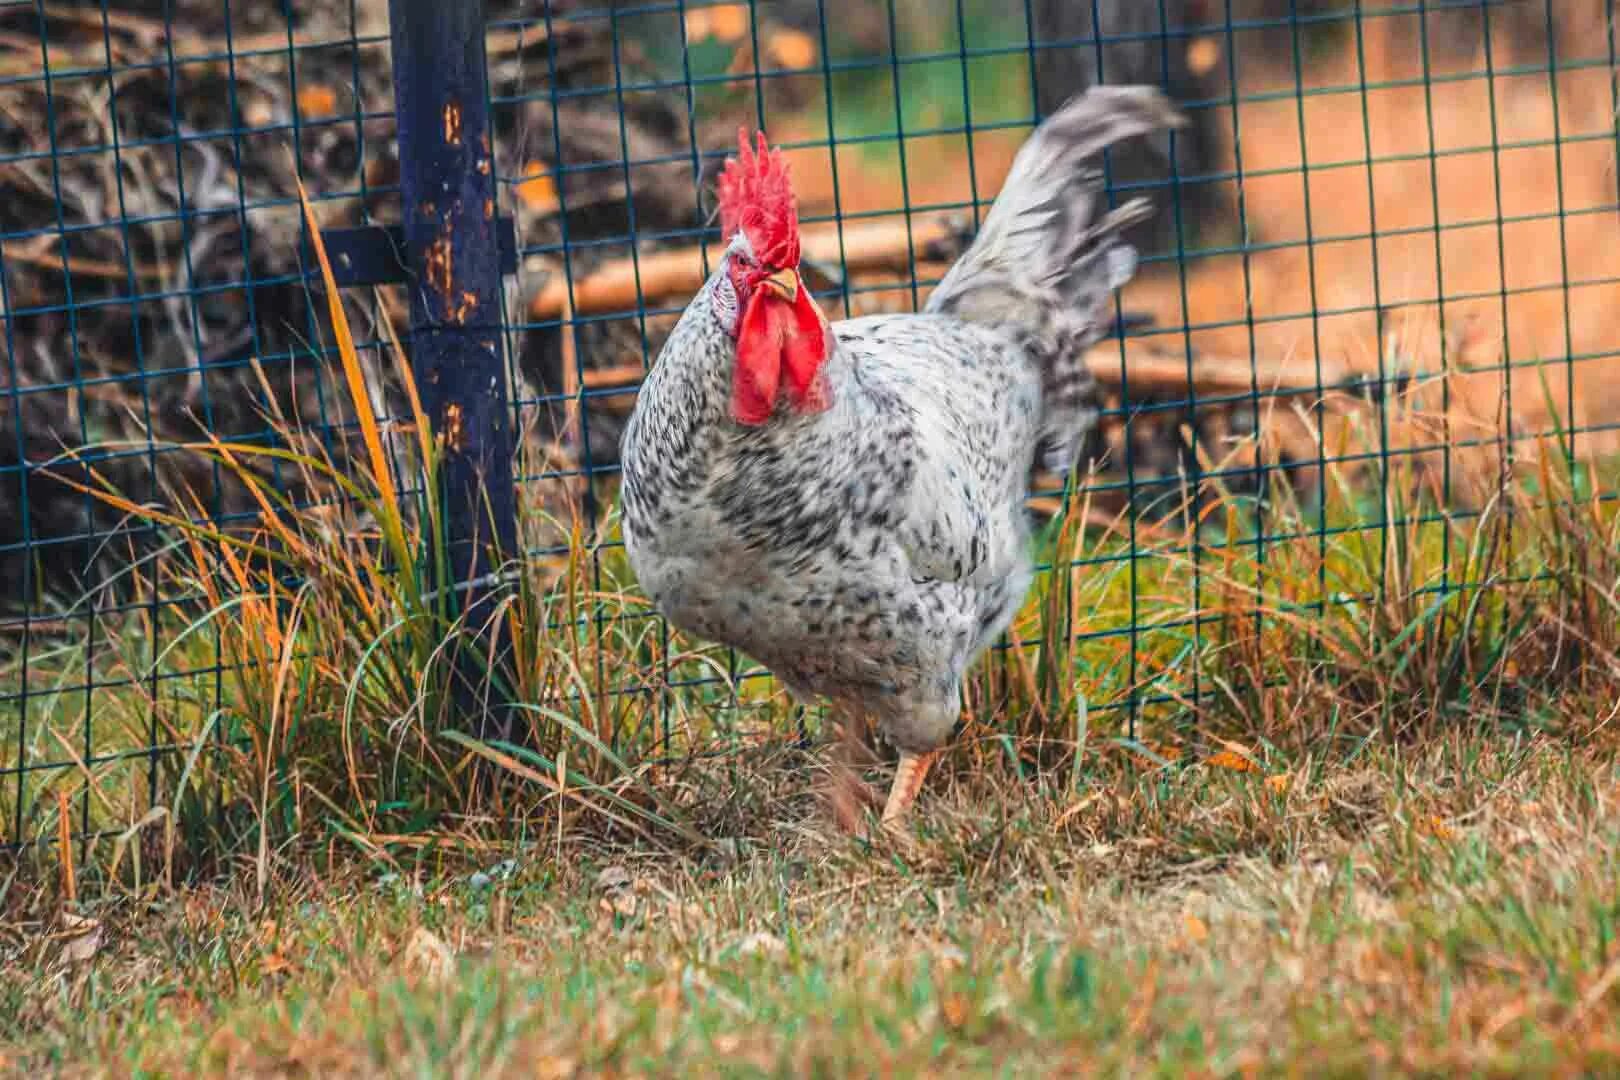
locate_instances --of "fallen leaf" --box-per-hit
[1182,912,1209,946]
[401,926,454,984]
[244,99,274,128]
[57,912,102,965]
[600,892,638,918]
[735,931,785,958]
[684,4,750,43]
[1419,815,1455,841]
[1187,37,1221,77]
[1207,749,1258,773]
[708,4,749,42]
[297,85,339,118]
[534,1056,578,1080]
[596,865,632,893]
[517,161,559,214]
[1053,793,1102,830]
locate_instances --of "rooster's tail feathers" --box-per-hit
[925,85,1184,474]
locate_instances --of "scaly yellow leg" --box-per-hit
[881,750,937,825]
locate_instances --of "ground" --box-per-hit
[9,731,1620,1076]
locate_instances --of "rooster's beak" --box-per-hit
[762,267,800,303]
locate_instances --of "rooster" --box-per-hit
[620,86,1182,827]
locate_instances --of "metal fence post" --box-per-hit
[386,0,516,622]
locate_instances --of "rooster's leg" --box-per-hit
[826,709,882,833]
[881,751,938,825]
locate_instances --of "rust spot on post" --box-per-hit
[443,99,462,145]
[443,401,465,451]
[426,232,454,298]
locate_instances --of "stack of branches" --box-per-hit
[1,0,382,606]
[0,0,804,608]
[1,0,413,607]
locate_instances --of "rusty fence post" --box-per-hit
[301,0,519,730]
[387,0,516,595]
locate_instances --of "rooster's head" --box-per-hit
[714,129,831,426]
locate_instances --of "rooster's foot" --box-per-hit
[881,751,937,828]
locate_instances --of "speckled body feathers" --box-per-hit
[620,87,1182,755]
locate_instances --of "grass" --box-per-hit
[5,69,1620,1074]
[7,734,1620,1074]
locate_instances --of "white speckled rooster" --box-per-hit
[620,86,1182,827]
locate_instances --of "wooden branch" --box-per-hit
[528,216,964,321]
[581,363,647,390]
[525,225,1350,398]
[565,342,1347,405]
[1089,341,1348,397]
[0,238,167,282]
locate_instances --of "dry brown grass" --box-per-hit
[6,731,1620,1075]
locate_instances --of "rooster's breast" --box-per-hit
[620,310,1038,706]
[624,487,983,708]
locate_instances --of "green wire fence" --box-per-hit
[2,0,1617,857]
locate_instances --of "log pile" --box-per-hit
[0,0,790,605]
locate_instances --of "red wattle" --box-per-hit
[730,285,831,426]
[732,290,782,426]
[781,287,831,414]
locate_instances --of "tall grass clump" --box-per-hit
[5,187,720,898]
[974,383,1620,787]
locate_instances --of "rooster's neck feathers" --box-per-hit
[718,129,801,269]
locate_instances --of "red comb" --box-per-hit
[717,127,800,267]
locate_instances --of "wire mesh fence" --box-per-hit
[2,0,1617,858]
